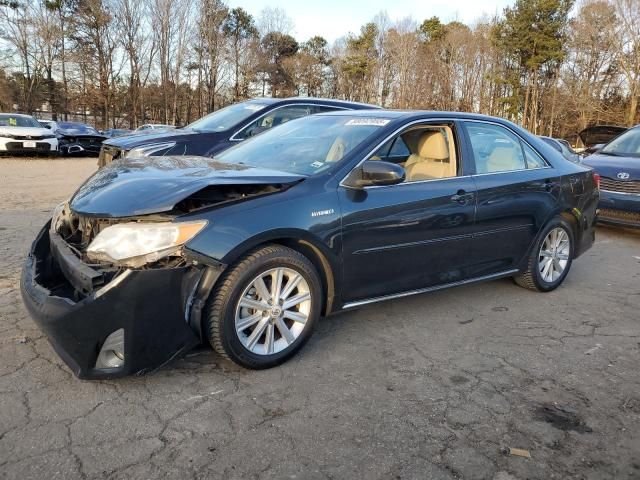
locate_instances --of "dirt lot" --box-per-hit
[0,158,639,480]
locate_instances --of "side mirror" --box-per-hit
[44,125,52,129]
[343,161,406,189]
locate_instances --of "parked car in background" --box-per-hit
[22,110,598,378]
[539,136,581,163]
[582,125,640,228]
[56,122,107,156]
[98,97,380,167]
[577,125,627,153]
[102,128,133,138]
[0,113,58,155]
[38,119,58,131]
[134,124,175,133]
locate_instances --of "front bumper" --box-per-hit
[59,139,103,157]
[20,224,219,379]
[0,137,58,153]
[597,190,640,228]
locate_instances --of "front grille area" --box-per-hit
[10,135,48,140]
[5,142,52,152]
[600,177,640,195]
[598,209,640,226]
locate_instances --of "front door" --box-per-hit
[339,122,477,302]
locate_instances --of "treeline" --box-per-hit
[0,0,638,139]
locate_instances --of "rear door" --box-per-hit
[462,121,560,276]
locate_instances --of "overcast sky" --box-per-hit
[226,0,515,42]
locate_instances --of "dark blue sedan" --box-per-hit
[582,125,640,228]
[98,97,379,167]
[22,110,598,378]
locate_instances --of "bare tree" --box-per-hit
[613,0,640,126]
[0,1,40,111]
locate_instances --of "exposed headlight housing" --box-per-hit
[86,220,207,267]
[125,141,176,159]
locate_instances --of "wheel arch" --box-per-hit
[220,230,339,316]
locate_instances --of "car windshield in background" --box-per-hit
[187,101,271,132]
[57,122,99,135]
[600,128,640,157]
[0,114,41,128]
[214,115,388,176]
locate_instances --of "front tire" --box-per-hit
[204,245,322,369]
[514,217,574,292]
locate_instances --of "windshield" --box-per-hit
[601,128,640,157]
[187,101,270,132]
[57,122,99,135]
[0,114,41,128]
[214,115,389,175]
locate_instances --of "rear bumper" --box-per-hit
[20,224,217,379]
[597,190,640,228]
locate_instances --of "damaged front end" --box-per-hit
[20,205,223,379]
[21,156,304,379]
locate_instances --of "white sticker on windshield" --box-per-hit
[345,118,390,126]
[311,161,324,168]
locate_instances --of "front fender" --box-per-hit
[183,185,343,278]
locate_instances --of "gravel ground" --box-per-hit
[0,158,639,480]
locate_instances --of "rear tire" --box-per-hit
[204,244,322,369]
[514,217,574,292]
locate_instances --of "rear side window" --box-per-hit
[465,122,547,173]
[523,143,546,168]
[311,106,343,114]
[237,105,312,139]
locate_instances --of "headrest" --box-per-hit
[417,131,449,160]
[487,146,522,171]
[326,137,347,162]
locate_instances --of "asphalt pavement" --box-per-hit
[0,158,639,479]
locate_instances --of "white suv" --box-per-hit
[0,113,58,154]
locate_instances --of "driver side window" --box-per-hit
[239,105,312,139]
[366,124,458,183]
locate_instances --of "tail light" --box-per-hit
[593,173,600,190]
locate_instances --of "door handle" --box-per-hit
[450,190,473,204]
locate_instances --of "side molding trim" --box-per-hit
[342,269,520,309]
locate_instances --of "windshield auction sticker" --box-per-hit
[345,119,390,126]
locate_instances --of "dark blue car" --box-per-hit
[98,97,379,167]
[582,125,640,228]
[22,110,598,378]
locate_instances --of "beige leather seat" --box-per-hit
[404,131,455,181]
[485,145,525,172]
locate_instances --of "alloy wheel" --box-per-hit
[538,227,571,283]
[235,267,311,355]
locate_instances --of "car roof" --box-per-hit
[262,97,381,110]
[316,109,521,123]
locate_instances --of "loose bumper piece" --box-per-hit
[20,224,220,379]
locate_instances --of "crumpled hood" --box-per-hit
[582,154,640,181]
[69,156,305,217]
